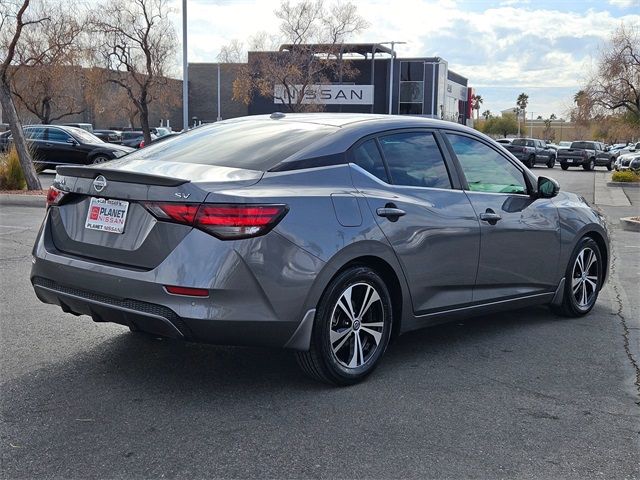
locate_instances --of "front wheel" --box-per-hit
[296,266,393,385]
[561,163,569,170]
[606,159,613,171]
[527,155,535,168]
[547,156,555,168]
[91,155,110,164]
[552,237,602,317]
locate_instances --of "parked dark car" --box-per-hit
[139,132,180,148]
[32,114,609,385]
[504,138,556,168]
[121,131,157,148]
[558,141,614,171]
[93,129,123,144]
[12,125,133,171]
[0,130,11,153]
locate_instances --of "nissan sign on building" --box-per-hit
[274,85,374,105]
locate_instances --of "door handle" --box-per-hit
[45,143,52,147]
[376,203,406,222]
[479,209,502,225]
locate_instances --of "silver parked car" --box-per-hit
[32,114,609,385]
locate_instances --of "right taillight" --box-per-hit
[144,203,288,240]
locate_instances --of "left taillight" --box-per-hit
[46,186,67,208]
[143,203,288,240]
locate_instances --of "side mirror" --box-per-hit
[66,138,77,145]
[537,176,560,198]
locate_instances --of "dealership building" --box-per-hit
[188,43,473,126]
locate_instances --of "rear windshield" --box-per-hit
[511,139,533,147]
[122,131,143,140]
[124,120,338,171]
[570,141,595,149]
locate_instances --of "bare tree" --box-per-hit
[90,0,178,144]
[233,0,368,112]
[9,0,86,124]
[218,39,246,63]
[586,23,640,124]
[0,0,42,190]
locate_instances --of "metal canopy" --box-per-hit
[278,43,395,57]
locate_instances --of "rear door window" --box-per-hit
[46,128,73,143]
[352,139,389,183]
[377,132,451,189]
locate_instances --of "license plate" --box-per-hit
[85,197,129,234]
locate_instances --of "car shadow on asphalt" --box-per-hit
[1,304,582,399]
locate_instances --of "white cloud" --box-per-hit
[608,0,637,8]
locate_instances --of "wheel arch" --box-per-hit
[584,230,609,285]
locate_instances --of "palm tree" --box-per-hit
[472,94,483,120]
[550,113,557,120]
[516,92,529,137]
[482,109,491,120]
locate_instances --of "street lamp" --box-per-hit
[379,41,407,114]
[182,0,188,132]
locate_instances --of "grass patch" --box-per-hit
[0,147,26,191]
[611,170,640,183]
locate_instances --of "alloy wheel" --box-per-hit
[571,247,599,309]
[329,282,385,369]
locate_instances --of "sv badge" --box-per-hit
[174,192,191,199]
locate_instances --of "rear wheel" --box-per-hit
[583,158,595,171]
[527,155,535,168]
[296,266,393,386]
[552,237,602,317]
[561,163,569,170]
[606,159,613,171]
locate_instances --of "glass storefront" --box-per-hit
[399,61,424,115]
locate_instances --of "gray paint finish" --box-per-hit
[31,113,610,353]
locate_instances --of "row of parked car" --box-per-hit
[496,137,640,171]
[0,124,179,171]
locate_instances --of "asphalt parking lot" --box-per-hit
[1,168,639,479]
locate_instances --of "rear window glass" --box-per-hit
[511,139,533,147]
[125,120,338,171]
[570,142,595,149]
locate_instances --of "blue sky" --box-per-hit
[175,0,640,118]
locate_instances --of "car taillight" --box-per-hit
[46,186,67,207]
[144,203,288,240]
[139,140,146,148]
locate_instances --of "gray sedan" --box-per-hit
[31,114,609,385]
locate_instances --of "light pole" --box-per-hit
[514,107,521,137]
[380,41,406,114]
[217,63,222,121]
[182,0,188,131]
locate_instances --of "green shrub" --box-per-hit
[611,170,640,183]
[0,147,26,190]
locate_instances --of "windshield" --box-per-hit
[67,127,104,144]
[511,139,533,146]
[570,141,595,149]
[124,120,338,171]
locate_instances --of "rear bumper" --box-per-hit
[31,211,325,349]
[32,276,300,346]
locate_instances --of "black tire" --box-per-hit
[561,163,569,170]
[295,266,393,386]
[527,155,535,168]
[547,155,555,168]
[606,159,613,171]
[91,155,110,164]
[583,158,595,171]
[551,237,602,317]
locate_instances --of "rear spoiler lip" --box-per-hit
[55,166,190,187]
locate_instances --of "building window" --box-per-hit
[399,61,424,115]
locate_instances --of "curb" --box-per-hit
[621,217,640,232]
[0,194,46,208]
[607,181,640,188]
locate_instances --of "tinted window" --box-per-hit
[352,139,389,183]
[447,133,527,194]
[570,142,596,150]
[378,132,451,188]
[65,127,103,144]
[400,62,424,81]
[47,128,72,143]
[125,121,337,171]
[25,127,45,140]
